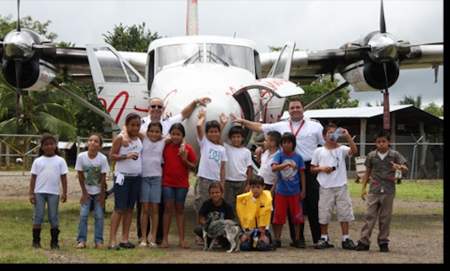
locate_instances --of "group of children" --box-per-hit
[29,108,408,254]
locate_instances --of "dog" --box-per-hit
[202,211,241,253]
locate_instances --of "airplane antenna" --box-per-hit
[186,0,198,36]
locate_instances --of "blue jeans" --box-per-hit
[113,175,142,210]
[33,193,60,226]
[240,231,272,251]
[77,193,104,244]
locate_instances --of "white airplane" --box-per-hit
[0,0,444,167]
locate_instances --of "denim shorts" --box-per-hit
[33,193,60,225]
[162,186,189,204]
[140,176,162,203]
[113,174,142,210]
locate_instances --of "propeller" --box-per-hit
[1,0,56,132]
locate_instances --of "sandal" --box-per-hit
[139,242,149,247]
[148,242,158,248]
[194,238,204,245]
[76,242,86,249]
[95,243,105,249]
[180,243,190,249]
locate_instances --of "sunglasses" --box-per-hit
[150,105,163,109]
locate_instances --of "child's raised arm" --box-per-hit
[217,112,228,145]
[196,108,206,141]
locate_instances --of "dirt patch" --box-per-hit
[0,171,443,264]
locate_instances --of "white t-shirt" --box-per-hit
[141,135,165,177]
[257,150,278,185]
[74,151,110,195]
[197,136,227,181]
[115,136,143,174]
[262,118,325,161]
[140,114,183,137]
[224,143,252,182]
[31,155,69,195]
[311,145,351,188]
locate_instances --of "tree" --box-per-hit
[291,75,359,109]
[398,95,422,108]
[103,22,161,52]
[423,102,443,118]
[0,14,57,40]
[0,76,77,140]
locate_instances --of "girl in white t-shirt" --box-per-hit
[137,121,165,248]
[75,133,110,249]
[30,133,68,249]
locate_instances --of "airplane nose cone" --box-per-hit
[4,31,35,60]
[368,33,398,62]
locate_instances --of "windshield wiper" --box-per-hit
[183,47,203,66]
[207,49,229,67]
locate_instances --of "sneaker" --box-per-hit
[314,238,334,249]
[342,239,356,250]
[355,241,370,251]
[379,243,390,252]
[272,238,281,248]
[293,238,306,248]
[108,244,120,250]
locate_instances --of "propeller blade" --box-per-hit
[382,61,390,130]
[32,44,55,49]
[343,45,371,52]
[399,42,444,48]
[14,59,22,133]
[16,0,21,32]
[380,0,386,33]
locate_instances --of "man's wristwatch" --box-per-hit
[121,154,126,160]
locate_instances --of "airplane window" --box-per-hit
[94,47,128,83]
[207,44,254,74]
[155,44,202,73]
[124,64,139,83]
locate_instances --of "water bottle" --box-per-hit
[252,229,259,248]
[330,128,343,141]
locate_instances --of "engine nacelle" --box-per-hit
[339,58,399,91]
[2,58,57,91]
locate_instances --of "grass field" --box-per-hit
[0,176,443,263]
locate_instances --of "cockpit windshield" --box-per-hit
[155,43,254,74]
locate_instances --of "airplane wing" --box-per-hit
[260,43,444,89]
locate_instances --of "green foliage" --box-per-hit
[291,75,359,109]
[103,22,161,53]
[398,95,422,108]
[0,14,57,40]
[0,78,77,140]
[423,102,443,117]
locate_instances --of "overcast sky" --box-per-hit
[2,0,444,107]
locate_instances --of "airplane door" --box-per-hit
[267,41,296,80]
[264,41,297,124]
[86,44,148,129]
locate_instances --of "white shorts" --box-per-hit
[318,184,355,224]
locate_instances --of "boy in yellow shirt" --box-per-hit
[236,175,274,251]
